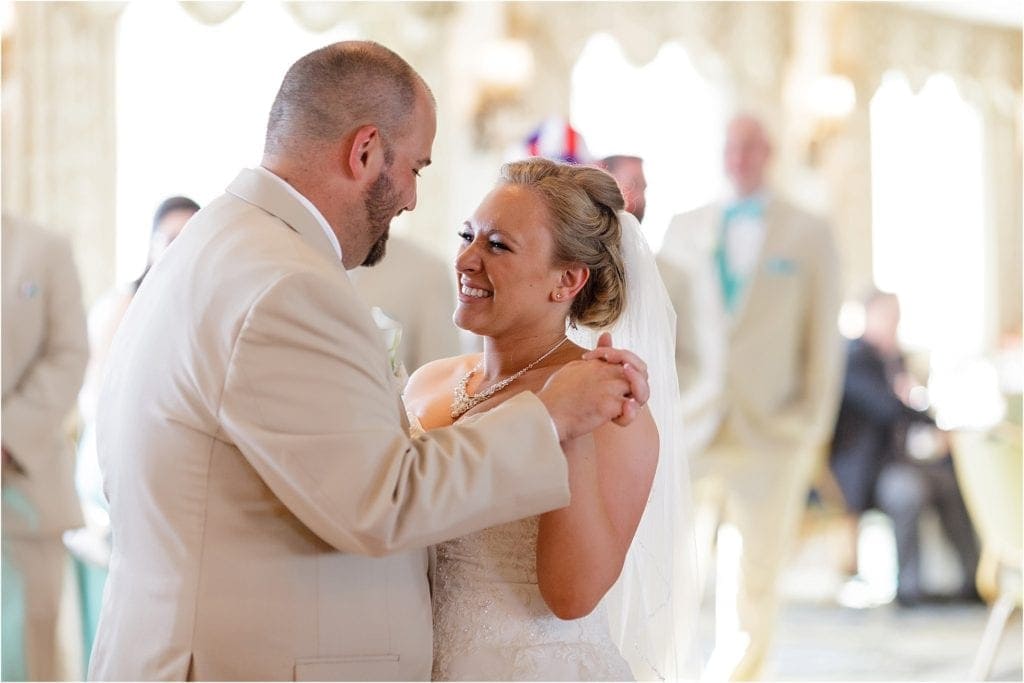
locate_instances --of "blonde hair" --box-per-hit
[499,158,626,329]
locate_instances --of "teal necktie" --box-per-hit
[715,198,763,313]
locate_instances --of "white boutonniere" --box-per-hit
[370,306,409,389]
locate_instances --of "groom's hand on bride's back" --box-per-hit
[537,333,650,443]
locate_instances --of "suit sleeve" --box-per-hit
[656,255,718,424]
[219,270,570,557]
[656,215,726,436]
[2,233,89,474]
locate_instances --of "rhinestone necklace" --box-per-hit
[450,336,570,420]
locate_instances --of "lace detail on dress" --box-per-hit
[431,515,633,681]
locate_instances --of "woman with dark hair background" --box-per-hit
[131,196,200,291]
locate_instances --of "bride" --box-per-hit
[404,158,697,681]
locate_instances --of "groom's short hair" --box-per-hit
[264,41,431,156]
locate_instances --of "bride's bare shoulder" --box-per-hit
[404,354,481,422]
[407,354,480,391]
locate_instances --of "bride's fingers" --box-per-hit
[581,347,648,379]
[585,352,647,405]
[612,398,639,427]
[620,363,650,407]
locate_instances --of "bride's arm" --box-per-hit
[535,407,658,619]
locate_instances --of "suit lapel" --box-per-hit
[696,203,726,256]
[226,168,342,268]
[703,204,731,321]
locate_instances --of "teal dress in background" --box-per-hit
[67,420,111,674]
[1,491,30,682]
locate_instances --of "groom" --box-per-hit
[88,41,649,681]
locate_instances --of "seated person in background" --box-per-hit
[830,290,980,606]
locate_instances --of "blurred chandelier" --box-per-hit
[471,38,534,150]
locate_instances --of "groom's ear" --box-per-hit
[559,264,590,299]
[345,125,384,181]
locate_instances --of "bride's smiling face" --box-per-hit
[453,184,566,338]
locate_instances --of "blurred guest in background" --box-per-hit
[658,114,843,681]
[830,290,980,607]
[350,235,461,375]
[2,214,89,681]
[132,196,200,291]
[507,116,595,165]
[599,154,647,223]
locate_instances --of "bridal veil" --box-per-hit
[569,210,701,680]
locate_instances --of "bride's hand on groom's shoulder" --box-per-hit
[582,332,650,427]
[583,333,649,386]
[537,333,650,442]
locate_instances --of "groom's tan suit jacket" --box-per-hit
[88,169,570,682]
[657,195,843,460]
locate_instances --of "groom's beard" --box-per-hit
[361,167,400,267]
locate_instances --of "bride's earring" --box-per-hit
[553,292,562,301]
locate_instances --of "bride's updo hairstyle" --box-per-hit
[499,158,627,329]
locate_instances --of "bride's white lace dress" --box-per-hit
[430,513,633,681]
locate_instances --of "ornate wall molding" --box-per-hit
[178,1,244,25]
[2,2,126,304]
[829,2,1022,339]
[508,1,790,110]
[835,3,1022,109]
[2,1,1019,333]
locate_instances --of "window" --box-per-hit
[115,1,358,283]
[571,33,728,249]
[870,71,1000,428]
[870,70,986,357]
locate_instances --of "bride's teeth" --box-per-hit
[461,285,492,298]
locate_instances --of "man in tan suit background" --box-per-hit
[2,214,90,681]
[658,115,843,681]
[89,42,650,681]
[350,235,463,374]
